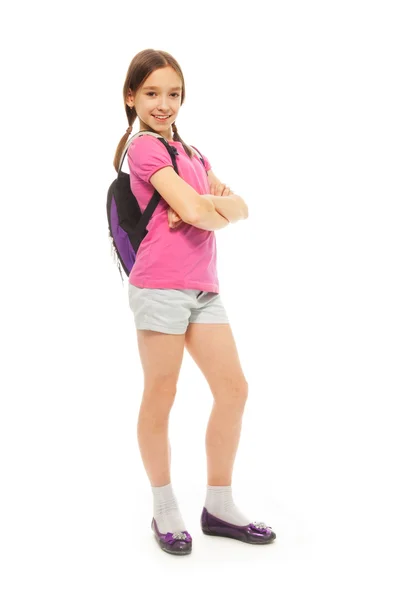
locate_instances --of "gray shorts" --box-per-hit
[128,284,230,335]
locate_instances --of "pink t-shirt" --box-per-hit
[127,134,219,293]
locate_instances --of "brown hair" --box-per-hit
[113,49,194,172]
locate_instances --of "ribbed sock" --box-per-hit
[204,485,251,526]
[151,483,187,534]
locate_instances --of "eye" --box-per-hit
[146,92,180,97]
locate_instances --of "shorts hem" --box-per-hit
[136,322,187,335]
[189,317,230,325]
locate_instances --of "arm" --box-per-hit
[191,170,248,229]
[202,193,248,224]
[150,166,214,224]
[168,195,231,231]
[205,169,249,223]
[150,166,230,231]
[190,199,230,231]
[130,137,232,230]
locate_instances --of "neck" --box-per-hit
[139,120,173,141]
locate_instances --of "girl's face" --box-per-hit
[127,66,183,140]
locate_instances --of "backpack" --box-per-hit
[107,130,206,284]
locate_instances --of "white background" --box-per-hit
[1,0,399,597]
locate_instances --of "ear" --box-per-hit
[126,89,135,107]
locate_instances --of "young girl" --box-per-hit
[113,48,276,555]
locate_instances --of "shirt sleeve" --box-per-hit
[127,135,173,183]
[191,146,211,171]
[200,152,211,171]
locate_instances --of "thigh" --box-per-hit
[184,323,248,401]
[137,329,186,391]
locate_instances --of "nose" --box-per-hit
[157,96,170,111]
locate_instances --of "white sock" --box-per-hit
[152,483,187,534]
[205,485,251,526]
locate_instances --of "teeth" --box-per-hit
[154,115,169,119]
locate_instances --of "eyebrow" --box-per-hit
[142,86,182,91]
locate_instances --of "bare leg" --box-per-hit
[136,330,186,486]
[185,323,248,485]
[185,323,251,526]
[205,393,247,486]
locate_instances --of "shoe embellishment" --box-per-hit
[173,532,187,540]
[250,521,272,533]
[164,531,192,545]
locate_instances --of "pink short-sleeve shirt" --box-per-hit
[127,134,219,293]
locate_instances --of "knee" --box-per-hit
[214,377,249,410]
[234,378,249,401]
[238,378,249,405]
[143,376,178,409]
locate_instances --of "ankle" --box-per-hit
[204,485,250,526]
[152,483,186,534]
[207,480,232,486]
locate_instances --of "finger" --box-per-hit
[169,212,182,228]
[222,187,231,196]
[168,212,175,227]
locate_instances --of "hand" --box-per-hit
[167,206,183,229]
[210,181,234,196]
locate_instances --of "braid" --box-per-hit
[172,122,179,141]
[171,122,193,159]
[126,106,136,133]
[112,106,137,172]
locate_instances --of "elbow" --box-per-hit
[187,195,215,225]
[238,196,249,220]
[181,212,198,225]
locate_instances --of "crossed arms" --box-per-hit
[168,169,248,230]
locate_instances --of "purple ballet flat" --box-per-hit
[201,507,276,544]
[151,518,192,555]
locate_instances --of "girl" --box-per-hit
[113,49,276,555]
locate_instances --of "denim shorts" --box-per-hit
[128,284,230,335]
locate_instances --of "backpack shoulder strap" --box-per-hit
[190,145,206,169]
[118,130,179,174]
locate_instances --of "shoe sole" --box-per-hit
[202,528,276,544]
[158,544,192,555]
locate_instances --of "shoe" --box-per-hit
[151,518,192,555]
[201,507,276,544]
